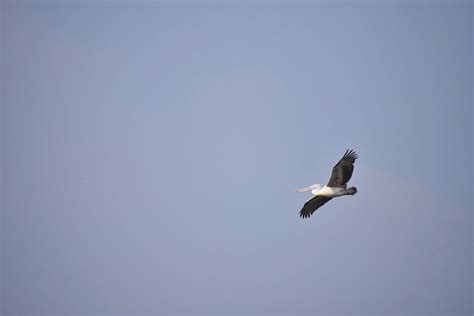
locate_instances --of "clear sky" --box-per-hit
[1,1,472,315]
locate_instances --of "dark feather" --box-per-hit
[327,149,358,187]
[299,195,333,218]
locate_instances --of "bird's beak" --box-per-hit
[296,186,313,192]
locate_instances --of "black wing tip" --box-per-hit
[299,207,312,218]
[299,211,311,219]
[344,149,358,160]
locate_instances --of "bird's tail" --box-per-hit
[347,187,357,195]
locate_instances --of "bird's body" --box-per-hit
[297,150,358,218]
[314,185,349,197]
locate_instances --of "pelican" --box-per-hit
[297,149,358,218]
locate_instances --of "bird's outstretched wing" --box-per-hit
[299,195,333,218]
[327,149,358,187]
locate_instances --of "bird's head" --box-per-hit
[296,183,322,194]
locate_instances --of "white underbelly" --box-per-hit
[316,186,346,197]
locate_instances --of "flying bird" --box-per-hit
[296,149,358,218]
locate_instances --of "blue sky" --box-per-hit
[1,2,472,315]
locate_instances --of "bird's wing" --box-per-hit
[327,149,358,187]
[299,195,333,218]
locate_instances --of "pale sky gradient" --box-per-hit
[1,2,472,315]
